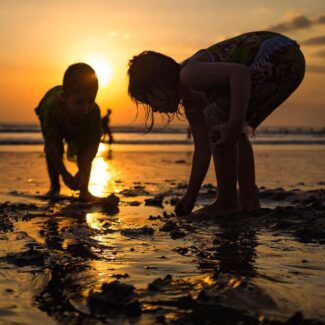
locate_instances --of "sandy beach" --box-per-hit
[0,143,324,324]
[2,0,325,323]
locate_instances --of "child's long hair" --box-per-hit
[128,51,182,131]
[63,63,98,96]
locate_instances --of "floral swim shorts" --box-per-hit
[246,36,306,128]
[204,35,306,132]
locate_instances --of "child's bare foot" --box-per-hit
[79,191,102,202]
[240,200,261,212]
[239,192,261,212]
[44,187,60,199]
[188,200,241,220]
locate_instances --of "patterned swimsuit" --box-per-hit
[186,31,306,130]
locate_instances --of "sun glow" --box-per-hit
[84,55,114,87]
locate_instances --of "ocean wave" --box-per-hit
[1,124,324,135]
[0,139,325,145]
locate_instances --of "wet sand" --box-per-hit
[0,144,324,324]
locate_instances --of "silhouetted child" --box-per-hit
[128,31,305,218]
[35,63,102,202]
[101,109,114,144]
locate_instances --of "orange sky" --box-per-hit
[0,0,324,127]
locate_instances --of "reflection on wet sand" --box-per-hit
[88,144,122,197]
[0,145,325,324]
[213,217,257,277]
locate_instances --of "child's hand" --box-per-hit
[174,196,195,216]
[62,171,79,190]
[211,122,241,147]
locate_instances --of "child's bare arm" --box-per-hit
[180,61,251,145]
[186,110,211,199]
[175,109,211,215]
[45,140,76,189]
[76,142,100,194]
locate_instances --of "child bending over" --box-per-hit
[35,63,102,202]
[128,31,305,218]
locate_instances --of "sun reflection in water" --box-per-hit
[86,212,119,232]
[88,144,121,197]
[86,220,112,243]
[86,212,106,231]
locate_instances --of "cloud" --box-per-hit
[283,10,305,20]
[107,30,130,39]
[268,14,325,33]
[316,16,325,24]
[301,35,325,46]
[312,49,325,58]
[307,65,325,74]
[253,6,268,14]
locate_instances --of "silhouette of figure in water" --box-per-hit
[101,108,114,144]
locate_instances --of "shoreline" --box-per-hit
[0,143,324,324]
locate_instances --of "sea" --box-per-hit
[0,123,325,323]
[0,124,324,146]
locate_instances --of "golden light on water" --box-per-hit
[88,144,121,197]
[84,54,114,87]
[86,213,105,231]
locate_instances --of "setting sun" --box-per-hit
[84,55,114,87]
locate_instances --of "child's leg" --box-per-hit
[238,133,260,211]
[188,142,241,218]
[44,142,63,196]
[211,143,241,214]
[45,153,60,197]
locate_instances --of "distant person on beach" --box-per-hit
[35,63,103,202]
[101,108,114,144]
[128,31,305,218]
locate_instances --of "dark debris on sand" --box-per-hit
[159,219,187,240]
[88,281,141,317]
[141,274,324,325]
[0,247,48,268]
[120,186,150,197]
[0,213,13,233]
[120,226,155,237]
[1,188,325,324]
[180,188,325,245]
[145,195,164,207]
